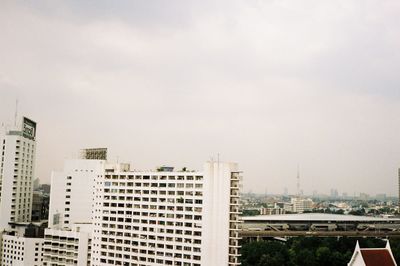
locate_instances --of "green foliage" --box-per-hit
[242,209,261,216]
[348,208,366,216]
[241,237,390,266]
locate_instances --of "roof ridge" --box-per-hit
[360,248,389,250]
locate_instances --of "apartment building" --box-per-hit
[0,117,37,230]
[291,198,314,213]
[1,223,45,266]
[90,161,242,266]
[47,159,105,228]
[43,159,105,266]
[43,223,92,266]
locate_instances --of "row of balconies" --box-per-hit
[42,250,77,257]
[44,236,79,243]
[102,197,203,205]
[98,250,201,261]
[43,256,78,265]
[105,175,203,181]
[103,191,204,198]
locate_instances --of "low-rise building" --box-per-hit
[1,223,45,266]
[43,223,92,266]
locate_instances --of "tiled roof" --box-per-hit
[360,249,396,266]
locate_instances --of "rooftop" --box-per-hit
[360,249,396,266]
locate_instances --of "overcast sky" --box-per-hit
[1,0,399,196]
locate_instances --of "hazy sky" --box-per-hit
[1,0,400,196]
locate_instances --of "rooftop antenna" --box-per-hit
[296,164,300,197]
[14,98,18,127]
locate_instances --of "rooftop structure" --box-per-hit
[348,241,397,266]
[80,148,107,160]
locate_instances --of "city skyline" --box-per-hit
[1,1,400,196]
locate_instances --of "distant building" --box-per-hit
[291,198,313,213]
[31,191,49,222]
[260,207,285,215]
[376,193,387,201]
[348,241,397,266]
[283,187,288,196]
[330,189,339,199]
[33,178,40,190]
[359,193,369,201]
[40,184,51,194]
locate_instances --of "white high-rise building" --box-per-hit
[0,117,37,231]
[90,161,242,266]
[47,159,105,229]
[43,158,105,266]
[43,156,242,266]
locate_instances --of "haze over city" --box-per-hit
[1,0,400,196]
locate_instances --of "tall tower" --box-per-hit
[398,168,400,209]
[0,117,37,230]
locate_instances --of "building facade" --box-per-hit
[1,233,44,266]
[43,223,92,266]
[90,161,242,266]
[47,159,105,229]
[0,117,37,230]
[1,223,45,266]
[43,159,105,266]
[291,198,313,213]
[42,156,242,266]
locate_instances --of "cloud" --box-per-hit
[1,0,399,195]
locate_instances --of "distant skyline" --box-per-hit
[1,1,400,196]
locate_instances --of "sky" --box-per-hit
[1,0,400,196]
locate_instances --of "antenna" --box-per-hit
[14,99,18,127]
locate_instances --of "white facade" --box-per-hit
[1,233,44,266]
[90,161,242,266]
[43,223,92,266]
[201,162,241,266]
[0,117,37,230]
[48,159,105,229]
[291,198,313,213]
[43,159,104,266]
